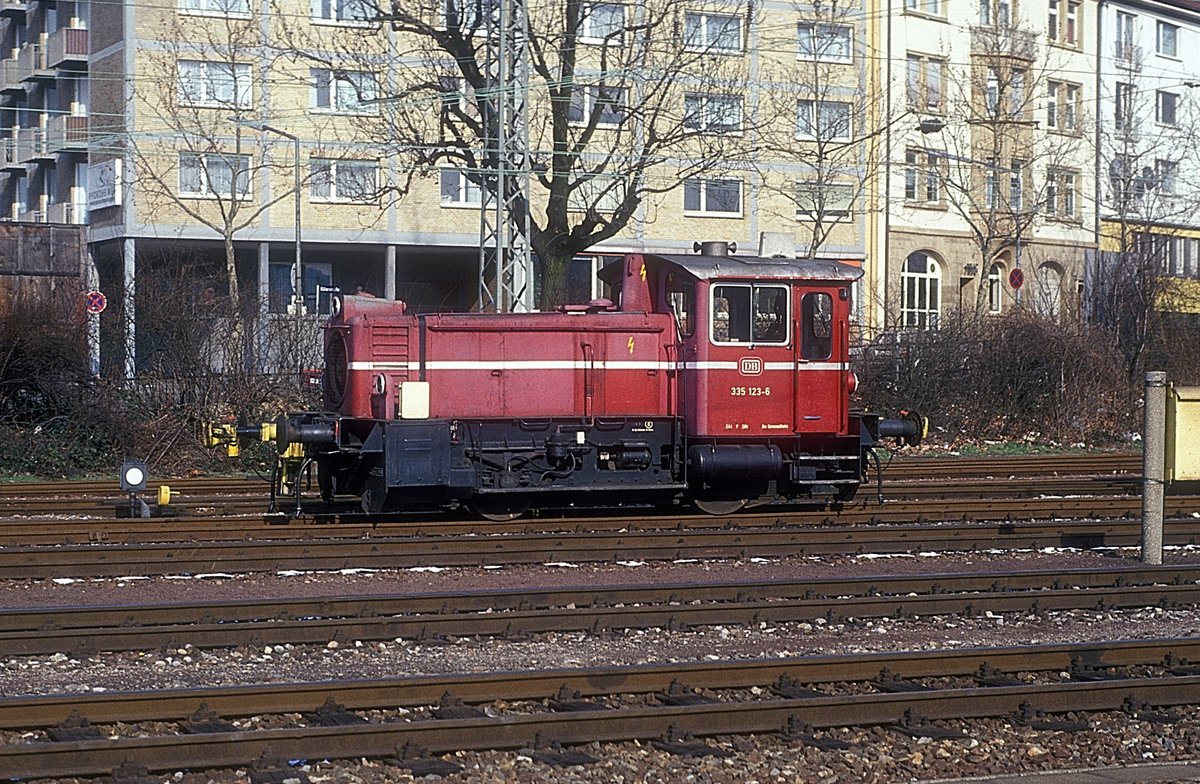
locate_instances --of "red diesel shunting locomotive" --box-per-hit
[212,242,923,517]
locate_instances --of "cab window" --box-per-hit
[801,292,833,360]
[667,276,695,337]
[711,283,789,345]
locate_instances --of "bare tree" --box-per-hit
[919,19,1089,318]
[277,0,764,307]
[755,0,893,258]
[1090,54,1200,378]
[130,10,307,365]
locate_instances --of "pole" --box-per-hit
[1142,370,1167,565]
[292,134,302,318]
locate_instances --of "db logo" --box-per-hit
[739,357,763,376]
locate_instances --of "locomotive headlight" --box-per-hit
[120,460,148,492]
[845,371,859,395]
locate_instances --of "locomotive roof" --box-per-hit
[602,253,864,283]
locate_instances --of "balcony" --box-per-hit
[15,41,52,82]
[0,60,21,93]
[46,114,87,152]
[46,201,85,224]
[0,136,17,169]
[17,209,45,223]
[16,125,51,162]
[46,27,87,68]
[970,25,1037,61]
[0,0,27,16]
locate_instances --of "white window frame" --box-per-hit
[311,68,378,114]
[1047,81,1079,130]
[311,0,375,25]
[442,0,493,31]
[797,23,852,63]
[987,263,1004,313]
[900,252,941,330]
[439,168,482,207]
[906,53,944,112]
[795,181,854,221]
[683,11,743,54]
[568,174,626,212]
[1156,90,1178,126]
[310,158,377,203]
[180,0,250,16]
[683,93,743,134]
[579,2,624,44]
[1155,158,1178,196]
[1115,81,1134,130]
[904,0,943,16]
[796,99,851,141]
[683,177,742,217]
[1116,11,1136,60]
[1156,20,1179,57]
[1045,168,1077,218]
[178,60,251,109]
[567,85,626,128]
[904,149,941,203]
[179,152,251,199]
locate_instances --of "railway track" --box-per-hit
[3,514,1200,579]
[0,452,1142,519]
[3,564,1200,656]
[2,636,1196,779]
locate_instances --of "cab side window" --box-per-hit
[711,283,789,345]
[801,292,833,360]
[668,277,696,337]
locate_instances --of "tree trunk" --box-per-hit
[223,232,245,372]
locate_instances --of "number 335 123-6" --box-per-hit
[730,387,771,397]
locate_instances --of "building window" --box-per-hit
[683,178,742,216]
[1045,168,1077,217]
[1156,159,1178,195]
[901,251,940,330]
[1010,69,1025,118]
[579,2,624,44]
[906,54,944,112]
[439,76,479,119]
[1115,12,1136,61]
[987,262,1004,313]
[798,23,852,63]
[439,168,482,206]
[797,99,851,140]
[442,0,492,30]
[1157,20,1179,57]
[310,159,377,202]
[795,181,854,220]
[178,60,251,108]
[1156,90,1178,126]
[181,0,250,15]
[311,0,374,23]
[984,160,999,209]
[568,85,626,127]
[1115,82,1134,130]
[179,152,250,198]
[311,69,377,113]
[1046,81,1079,130]
[568,174,625,212]
[1009,159,1024,212]
[904,0,942,16]
[1034,263,1063,320]
[684,93,743,134]
[979,0,1011,27]
[904,149,941,203]
[683,12,742,53]
[1047,0,1079,44]
[985,67,1000,115]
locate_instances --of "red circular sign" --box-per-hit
[1008,268,1025,290]
[84,290,107,314]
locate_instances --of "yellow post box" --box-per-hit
[1166,384,1200,482]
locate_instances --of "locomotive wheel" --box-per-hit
[694,498,747,516]
[471,498,529,522]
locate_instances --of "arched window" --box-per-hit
[901,251,941,329]
[1034,262,1063,320]
[988,263,1004,313]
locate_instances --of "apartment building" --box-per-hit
[1091,0,1200,318]
[876,0,1096,330]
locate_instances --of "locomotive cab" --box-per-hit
[601,245,870,510]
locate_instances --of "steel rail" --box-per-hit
[4,565,1200,656]
[1,493,1195,551]
[0,637,1196,778]
[2,517,1200,579]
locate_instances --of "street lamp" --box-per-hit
[230,117,304,316]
